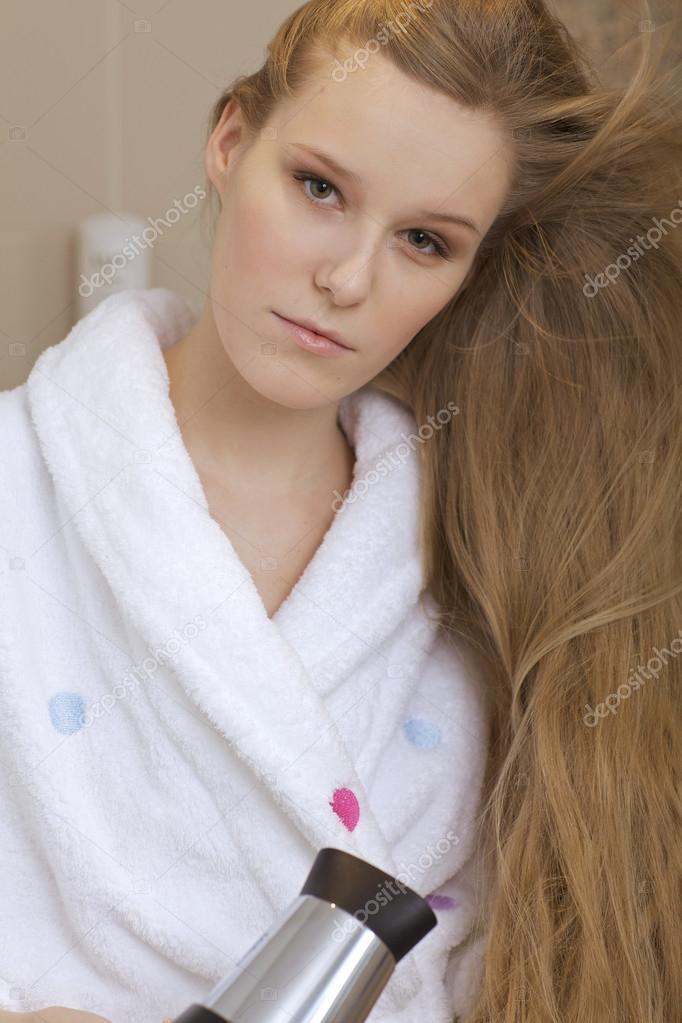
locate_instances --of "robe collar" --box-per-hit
[26,288,429,873]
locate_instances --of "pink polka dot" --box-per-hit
[426,894,458,911]
[330,787,360,831]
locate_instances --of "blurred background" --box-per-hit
[0,0,679,390]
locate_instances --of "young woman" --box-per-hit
[1,1,680,1021]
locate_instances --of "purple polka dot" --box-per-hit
[426,893,458,911]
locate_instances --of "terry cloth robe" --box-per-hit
[0,288,490,1023]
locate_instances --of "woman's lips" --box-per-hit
[273,312,354,358]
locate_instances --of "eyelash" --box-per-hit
[292,171,454,261]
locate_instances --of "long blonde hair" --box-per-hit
[202,2,682,1018]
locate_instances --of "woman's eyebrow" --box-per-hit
[286,141,481,236]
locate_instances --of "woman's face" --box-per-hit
[205,45,512,410]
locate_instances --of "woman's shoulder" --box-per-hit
[0,379,39,455]
[0,382,53,521]
[0,381,65,651]
[418,620,491,750]
[0,379,30,425]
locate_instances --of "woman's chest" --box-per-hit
[199,480,340,619]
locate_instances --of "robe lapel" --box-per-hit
[25,288,427,880]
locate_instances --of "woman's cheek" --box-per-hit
[238,184,297,273]
[372,306,430,366]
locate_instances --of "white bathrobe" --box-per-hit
[0,288,489,1023]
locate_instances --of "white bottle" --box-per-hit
[76,211,151,318]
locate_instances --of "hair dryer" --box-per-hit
[171,846,438,1023]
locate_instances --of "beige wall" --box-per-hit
[0,0,677,390]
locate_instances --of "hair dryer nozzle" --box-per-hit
[171,847,438,1023]
[300,847,437,962]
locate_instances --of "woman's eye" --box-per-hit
[293,172,340,205]
[292,172,453,261]
[294,172,339,204]
[404,229,451,259]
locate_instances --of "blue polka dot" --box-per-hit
[403,717,442,750]
[48,692,86,735]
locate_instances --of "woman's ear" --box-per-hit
[205,97,248,205]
